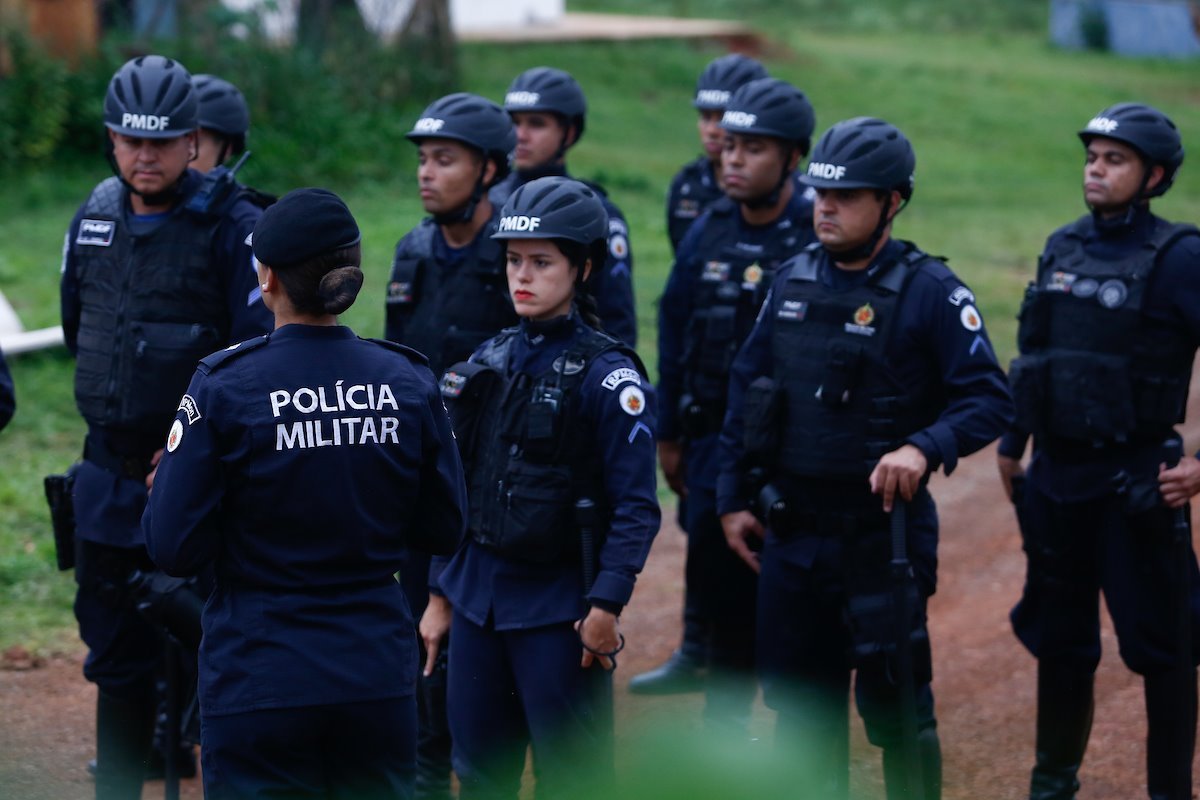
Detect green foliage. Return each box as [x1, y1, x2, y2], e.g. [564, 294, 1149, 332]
[0, 29, 71, 162]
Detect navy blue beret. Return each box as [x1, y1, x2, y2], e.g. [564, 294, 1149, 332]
[249, 188, 361, 268]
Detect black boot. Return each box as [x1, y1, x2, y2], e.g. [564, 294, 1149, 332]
[1028, 663, 1094, 800]
[882, 725, 942, 800]
[1144, 668, 1196, 800]
[628, 648, 706, 695]
[93, 688, 154, 800]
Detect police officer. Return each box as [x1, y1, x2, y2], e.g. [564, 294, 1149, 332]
[718, 117, 1013, 799]
[143, 187, 468, 799]
[0, 347, 13, 432]
[631, 78, 817, 719]
[192, 74, 249, 173]
[665, 53, 768, 255]
[490, 67, 638, 345]
[60, 54, 271, 800]
[421, 176, 661, 798]
[999, 103, 1200, 800]
[387, 91, 517, 800]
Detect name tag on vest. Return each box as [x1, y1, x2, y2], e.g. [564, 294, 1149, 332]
[77, 219, 116, 247]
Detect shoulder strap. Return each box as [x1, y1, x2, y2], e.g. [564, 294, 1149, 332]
[198, 334, 269, 374]
[475, 328, 518, 371]
[83, 177, 125, 219]
[365, 337, 429, 365]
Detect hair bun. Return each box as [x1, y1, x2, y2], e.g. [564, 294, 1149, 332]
[317, 266, 364, 315]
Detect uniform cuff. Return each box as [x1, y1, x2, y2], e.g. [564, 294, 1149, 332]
[586, 570, 635, 608]
[589, 598, 623, 616]
[427, 556, 448, 597]
[907, 424, 957, 476]
[997, 430, 1029, 460]
[716, 472, 748, 516]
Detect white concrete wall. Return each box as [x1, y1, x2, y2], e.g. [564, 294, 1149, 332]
[450, 0, 564, 32]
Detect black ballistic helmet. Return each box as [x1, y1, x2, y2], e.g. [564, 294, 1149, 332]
[719, 77, 816, 152]
[492, 176, 608, 246]
[694, 54, 768, 110]
[104, 55, 197, 138]
[407, 93, 517, 182]
[193, 74, 250, 140]
[802, 117, 916, 200]
[1078, 102, 1184, 198]
[504, 67, 588, 142]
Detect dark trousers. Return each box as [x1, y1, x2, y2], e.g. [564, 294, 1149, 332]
[683, 486, 758, 725]
[448, 613, 613, 800]
[1011, 482, 1200, 798]
[756, 494, 941, 800]
[201, 698, 417, 800]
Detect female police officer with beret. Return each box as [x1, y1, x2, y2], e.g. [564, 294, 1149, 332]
[420, 176, 661, 799]
[143, 187, 468, 799]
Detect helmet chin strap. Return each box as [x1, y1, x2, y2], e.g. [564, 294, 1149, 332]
[822, 193, 902, 264]
[742, 145, 795, 211]
[105, 137, 188, 209]
[434, 160, 489, 227]
[1091, 165, 1153, 229]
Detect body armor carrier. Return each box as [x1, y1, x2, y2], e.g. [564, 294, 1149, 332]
[680, 196, 808, 438]
[1009, 217, 1198, 448]
[749, 242, 940, 481]
[667, 157, 721, 251]
[385, 214, 517, 376]
[440, 326, 642, 563]
[72, 176, 229, 437]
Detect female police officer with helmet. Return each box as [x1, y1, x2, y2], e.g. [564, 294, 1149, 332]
[421, 175, 661, 798]
[143, 188, 468, 798]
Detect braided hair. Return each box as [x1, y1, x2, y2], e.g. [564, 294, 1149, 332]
[552, 237, 606, 331]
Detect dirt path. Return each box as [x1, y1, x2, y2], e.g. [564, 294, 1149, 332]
[5, 421, 1200, 798]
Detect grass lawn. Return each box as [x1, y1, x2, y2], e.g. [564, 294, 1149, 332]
[1, 8, 1199, 650]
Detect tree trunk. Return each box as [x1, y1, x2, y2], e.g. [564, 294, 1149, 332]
[399, 0, 457, 84]
[298, 0, 368, 55]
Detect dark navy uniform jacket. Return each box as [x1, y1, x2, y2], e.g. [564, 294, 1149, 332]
[434, 315, 660, 628]
[61, 171, 271, 549]
[717, 238, 1015, 516]
[659, 186, 815, 491]
[491, 170, 638, 346]
[0, 348, 13, 432]
[666, 156, 723, 256]
[144, 324, 467, 716]
[998, 207, 1200, 502]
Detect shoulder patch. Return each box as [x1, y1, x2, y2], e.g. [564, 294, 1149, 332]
[166, 419, 185, 453]
[960, 304, 983, 332]
[601, 367, 641, 391]
[947, 286, 975, 307]
[199, 334, 269, 373]
[619, 384, 646, 416]
[178, 394, 202, 425]
[609, 232, 629, 260]
[366, 337, 430, 365]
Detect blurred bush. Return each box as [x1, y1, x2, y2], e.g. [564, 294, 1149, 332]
[0, 4, 456, 187]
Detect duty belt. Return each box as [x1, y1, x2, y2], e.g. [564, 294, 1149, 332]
[774, 508, 890, 539]
[83, 435, 155, 481]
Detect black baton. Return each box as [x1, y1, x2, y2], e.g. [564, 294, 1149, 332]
[890, 501, 925, 799]
[1164, 439, 1194, 800]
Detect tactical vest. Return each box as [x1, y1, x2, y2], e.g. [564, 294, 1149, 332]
[761, 243, 940, 479]
[440, 326, 643, 563]
[385, 216, 517, 376]
[1009, 217, 1198, 448]
[680, 196, 808, 437]
[72, 177, 229, 438]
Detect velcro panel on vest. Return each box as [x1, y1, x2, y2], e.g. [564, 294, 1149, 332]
[387, 258, 423, 306]
[440, 360, 505, 468]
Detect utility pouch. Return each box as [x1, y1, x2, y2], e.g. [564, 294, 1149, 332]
[817, 342, 863, 408]
[1015, 281, 1048, 352]
[1007, 354, 1047, 437]
[846, 584, 932, 685]
[44, 465, 79, 571]
[743, 376, 782, 463]
[440, 361, 504, 467]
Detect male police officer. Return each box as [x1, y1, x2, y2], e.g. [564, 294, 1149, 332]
[490, 67, 637, 345]
[1000, 103, 1200, 800]
[387, 91, 517, 800]
[631, 78, 817, 716]
[60, 55, 270, 800]
[718, 117, 1013, 799]
[665, 53, 768, 256]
